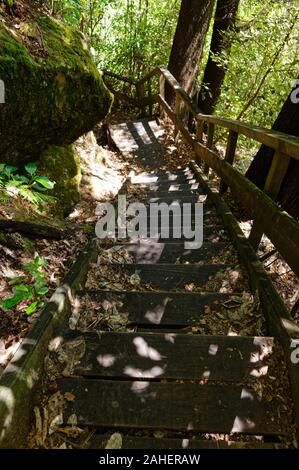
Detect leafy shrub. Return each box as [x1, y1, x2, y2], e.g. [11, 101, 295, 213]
[0, 163, 56, 209]
[1, 255, 49, 315]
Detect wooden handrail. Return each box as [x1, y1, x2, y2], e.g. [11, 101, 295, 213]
[102, 70, 137, 85]
[104, 65, 299, 160]
[103, 65, 299, 268]
[195, 113, 299, 161]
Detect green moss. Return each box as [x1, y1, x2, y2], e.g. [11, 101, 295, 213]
[0, 231, 8, 244]
[21, 236, 34, 253]
[38, 145, 81, 214]
[0, 13, 113, 164]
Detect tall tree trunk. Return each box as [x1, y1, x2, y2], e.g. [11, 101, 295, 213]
[246, 79, 299, 219]
[198, 0, 240, 114]
[166, 0, 215, 107]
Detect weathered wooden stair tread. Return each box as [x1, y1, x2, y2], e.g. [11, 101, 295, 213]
[94, 263, 237, 290]
[125, 190, 206, 199]
[89, 434, 281, 449]
[108, 119, 166, 154]
[113, 224, 229, 239]
[58, 378, 284, 435]
[122, 194, 209, 204]
[54, 331, 274, 382]
[97, 241, 231, 264]
[130, 182, 202, 192]
[78, 290, 241, 326]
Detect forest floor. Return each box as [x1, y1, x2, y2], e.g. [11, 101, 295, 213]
[0, 123, 127, 374]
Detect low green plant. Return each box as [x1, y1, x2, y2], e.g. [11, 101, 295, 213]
[0, 163, 56, 209]
[1, 255, 49, 315]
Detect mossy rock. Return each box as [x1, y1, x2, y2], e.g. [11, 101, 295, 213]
[39, 144, 81, 214]
[0, 11, 113, 164]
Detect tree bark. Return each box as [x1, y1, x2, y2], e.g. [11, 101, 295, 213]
[246, 79, 299, 220]
[198, 0, 240, 115]
[166, 0, 215, 107]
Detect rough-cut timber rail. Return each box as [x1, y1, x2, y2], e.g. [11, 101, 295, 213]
[0, 67, 298, 449]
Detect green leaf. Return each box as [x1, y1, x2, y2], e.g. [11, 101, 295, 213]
[36, 286, 49, 296]
[8, 276, 27, 286]
[1, 294, 24, 309]
[15, 175, 29, 183]
[12, 284, 31, 293]
[25, 301, 39, 315]
[25, 163, 37, 175]
[34, 256, 47, 268]
[5, 165, 17, 176]
[34, 176, 55, 189]
[0, 164, 5, 174]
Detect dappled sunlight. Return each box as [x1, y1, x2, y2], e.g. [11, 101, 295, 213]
[133, 337, 163, 361]
[124, 365, 165, 378]
[144, 297, 172, 324]
[208, 344, 219, 356]
[249, 366, 268, 378]
[97, 354, 116, 368]
[0, 387, 15, 441]
[164, 333, 176, 344]
[129, 381, 158, 403]
[231, 415, 256, 433]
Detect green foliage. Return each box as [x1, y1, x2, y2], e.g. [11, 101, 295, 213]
[213, 0, 299, 144]
[1, 255, 49, 315]
[0, 163, 56, 209]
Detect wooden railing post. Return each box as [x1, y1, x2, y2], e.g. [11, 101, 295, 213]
[148, 79, 153, 117]
[249, 150, 291, 250]
[204, 123, 215, 175]
[174, 93, 182, 141]
[196, 119, 204, 142]
[136, 82, 146, 117]
[158, 74, 166, 118]
[219, 130, 238, 194]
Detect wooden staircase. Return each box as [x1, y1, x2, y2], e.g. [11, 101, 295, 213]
[47, 127, 293, 448]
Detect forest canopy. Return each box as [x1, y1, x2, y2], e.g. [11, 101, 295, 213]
[44, 0, 299, 132]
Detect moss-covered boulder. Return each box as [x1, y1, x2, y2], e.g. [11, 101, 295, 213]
[38, 144, 81, 214]
[0, 4, 113, 164]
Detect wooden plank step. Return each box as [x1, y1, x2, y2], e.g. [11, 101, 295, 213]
[127, 186, 204, 196]
[53, 331, 274, 382]
[92, 263, 236, 291]
[124, 194, 208, 204]
[58, 378, 285, 435]
[89, 434, 281, 449]
[97, 241, 232, 264]
[113, 224, 230, 243]
[131, 169, 196, 183]
[130, 182, 201, 192]
[78, 291, 238, 327]
[132, 175, 198, 184]
[108, 120, 166, 154]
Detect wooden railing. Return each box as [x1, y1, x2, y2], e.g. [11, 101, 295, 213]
[102, 66, 299, 277]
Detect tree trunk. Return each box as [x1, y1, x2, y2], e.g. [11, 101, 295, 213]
[166, 0, 215, 107]
[246, 79, 299, 220]
[198, 0, 240, 114]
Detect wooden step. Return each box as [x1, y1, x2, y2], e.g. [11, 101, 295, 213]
[53, 331, 274, 382]
[130, 169, 196, 184]
[112, 224, 230, 243]
[78, 291, 239, 327]
[58, 378, 285, 436]
[130, 182, 201, 192]
[89, 434, 281, 449]
[97, 241, 232, 264]
[124, 194, 208, 204]
[90, 263, 238, 291]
